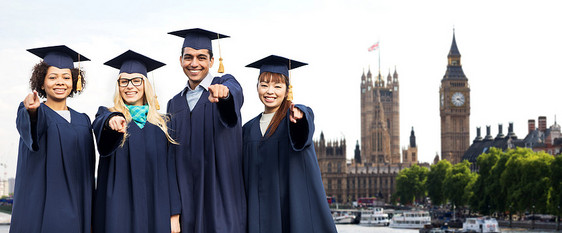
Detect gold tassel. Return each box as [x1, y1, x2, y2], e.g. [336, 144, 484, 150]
[154, 95, 161, 110]
[217, 33, 224, 73]
[287, 84, 293, 101]
[218, 58, 224, 73]
[76, 75, 83, 91]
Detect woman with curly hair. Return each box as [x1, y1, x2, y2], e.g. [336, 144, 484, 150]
[243, 55, 337, 233]
[13, 45, 95, 233]
[92, 50, 181, 233]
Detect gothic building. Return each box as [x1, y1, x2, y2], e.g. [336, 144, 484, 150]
[440, 31, 471, 164]
[315, 134, 401, 204]
[360, 68, 400, 164]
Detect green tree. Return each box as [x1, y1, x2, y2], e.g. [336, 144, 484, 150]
[550, 155, 562, 228]
[426, 160, 452, 206]
[394, 164, 428, 205]
[502, 148, 553, 214]
[470, 147, 500, 215]
[444, 160, 476, 209]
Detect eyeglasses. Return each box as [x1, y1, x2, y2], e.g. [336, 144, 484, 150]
[118, 77, 143, 87]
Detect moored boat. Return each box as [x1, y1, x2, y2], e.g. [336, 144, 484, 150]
[359, 207, 390, 226]
[461, 217, 500, 233]
[389, 210, 431, 229]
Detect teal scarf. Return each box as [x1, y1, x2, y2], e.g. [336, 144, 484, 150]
[126, 104, 148, 129]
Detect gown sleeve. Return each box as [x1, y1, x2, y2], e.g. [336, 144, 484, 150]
[166, 109, 182, 216]
[16, 102, 47, 152]
[92, 106, 125, 156]
[215, 74, 244, 127]
[288, 104, 315, 151]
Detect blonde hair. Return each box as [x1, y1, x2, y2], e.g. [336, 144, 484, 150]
[109, 73, 177, 145]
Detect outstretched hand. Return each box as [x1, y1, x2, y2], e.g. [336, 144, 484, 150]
[208, 84, 230, 103]
[289, 104, 303, 123]
[108, 115, 127, 134]
[23, 91, 41, 114]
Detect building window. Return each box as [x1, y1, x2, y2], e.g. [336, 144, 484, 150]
[327, 163, 332, 173]
[337, 163, 341, 173]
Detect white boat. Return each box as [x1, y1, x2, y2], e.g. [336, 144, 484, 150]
[359, 207, 390, 226]
[462, 217, 500, 233]
[332, 210, 359, 224]
[389, 210, 431, 229]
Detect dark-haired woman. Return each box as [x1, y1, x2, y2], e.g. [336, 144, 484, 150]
[243, 55, 337, 233]
[13, 45, 94, 233]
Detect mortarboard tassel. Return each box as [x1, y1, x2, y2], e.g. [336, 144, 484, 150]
[218, 58, 224, 73]
[287, 84, 293, 101]
[217, 33, 224, 73]
[154, 95, 161, 110]
[76, 54, 83, 91]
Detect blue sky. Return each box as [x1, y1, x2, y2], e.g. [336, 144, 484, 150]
[1, 0, 561, 178]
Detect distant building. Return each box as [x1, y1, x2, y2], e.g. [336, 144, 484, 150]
[316, 133, 417, 204]
[462, 116, 562, 172]
[402, 127, 419, 166]
[440, 31, 471, 164]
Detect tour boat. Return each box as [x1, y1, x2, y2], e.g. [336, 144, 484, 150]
[389, 210, 431, 229]
[462, 217, 500, 233]
[359, 207, 390, 226]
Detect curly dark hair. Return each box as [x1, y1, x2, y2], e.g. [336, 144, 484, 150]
[30, 61, 86, 98]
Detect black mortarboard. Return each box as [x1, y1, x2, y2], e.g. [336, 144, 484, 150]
[168, 28, 229, 51]
[27, 45, 90, 69]
[103, 50, 165, 77]
[245, 55, 307, 77]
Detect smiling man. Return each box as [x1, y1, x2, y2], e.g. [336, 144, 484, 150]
[166, 28, 246, 233]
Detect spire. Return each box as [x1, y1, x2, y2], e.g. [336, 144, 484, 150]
[354, 140, 361, 164]
[448, 28, 461, 57]
[410, 127, 416, 148]
[387, 70, 392, 85]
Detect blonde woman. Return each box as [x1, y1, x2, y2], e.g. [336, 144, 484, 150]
[92, 50, 181, 233]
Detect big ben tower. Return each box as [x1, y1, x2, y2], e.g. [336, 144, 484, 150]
[440, 31, 470, 164]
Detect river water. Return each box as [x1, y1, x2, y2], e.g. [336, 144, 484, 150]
[0, 224, 556, 232]
[335, 224, 558, 233]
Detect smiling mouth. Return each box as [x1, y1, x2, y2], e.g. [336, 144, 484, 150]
[125, 91, 137, 97]
[53, 88, 67, 94]
[264, 96, 276, 102]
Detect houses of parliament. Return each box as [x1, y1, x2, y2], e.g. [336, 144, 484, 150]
[315, 32, 471, 204]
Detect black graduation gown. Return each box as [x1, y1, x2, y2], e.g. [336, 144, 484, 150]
[12, 102, 95, 233]
[242, 105, 337, 233]
[92, 106, 180, 233]
[167, 74, 246, 233]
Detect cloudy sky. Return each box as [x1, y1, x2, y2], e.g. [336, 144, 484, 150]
[1, 0, 561, 178]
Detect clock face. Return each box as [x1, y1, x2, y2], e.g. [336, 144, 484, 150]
[451, 92, 465, 106]
[440, 93, 444, 107]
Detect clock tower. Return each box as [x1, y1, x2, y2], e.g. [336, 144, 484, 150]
[439, 31, 470, 164]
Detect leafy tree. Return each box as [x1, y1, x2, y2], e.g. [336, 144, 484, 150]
[444, 160, 475, 209]
[550, 156, 562, 227]
[470, 148, 500, 214]
[502, 148, 552, 214]
[394, 164, 428, 205]
[426, 160, 452, 206]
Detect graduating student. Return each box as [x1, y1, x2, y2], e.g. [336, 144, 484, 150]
[166, 28, 246, 233]
[13, 45, 95, 233]
[243, 55, 337, 233]
[92, 50, 181, 233]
